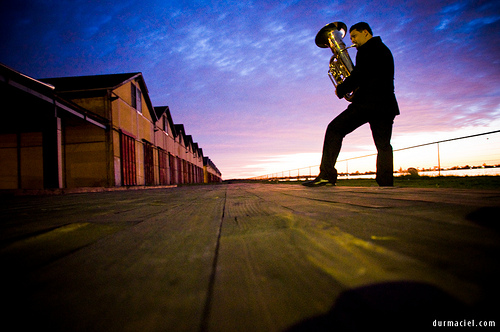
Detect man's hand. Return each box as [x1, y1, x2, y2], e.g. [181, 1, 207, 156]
[335, 86, 343, 99]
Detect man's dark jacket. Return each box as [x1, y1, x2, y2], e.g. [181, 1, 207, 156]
[336, 36, 400, 117]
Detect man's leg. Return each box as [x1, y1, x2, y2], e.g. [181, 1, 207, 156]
[319, 105, 368, 183]
[370, 117, 395, 186]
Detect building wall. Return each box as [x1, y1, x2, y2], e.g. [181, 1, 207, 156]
[71, 96, 108, 119]
[0, 121, 110, 190]
[20, 132, 44, 188]
[64, 94, 116, 187]
[155, 116, 185, 185]
[203, 157, 222, 183]
[204, 164, 221, 183]
[0, 132, 43, 189]
[64, 121, 108, 188]
[154, 121, 177, 185]
[0, 132, 45, 189]
[112, 129, 122, 186]
[110, 80, 155, 186]
[0, 134, 18, 189]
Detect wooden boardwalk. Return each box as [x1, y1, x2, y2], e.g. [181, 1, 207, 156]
[1, 184, 499, 331]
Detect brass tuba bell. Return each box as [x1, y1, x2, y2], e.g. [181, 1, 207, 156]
[315, 22, 356, 101]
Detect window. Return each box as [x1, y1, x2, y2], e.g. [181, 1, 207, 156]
[136, 89, 142, 114]
[131, 83, 142, 114]
[131, 84, 136, 108]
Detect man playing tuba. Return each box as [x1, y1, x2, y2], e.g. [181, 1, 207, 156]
[304, 22, 400, 187]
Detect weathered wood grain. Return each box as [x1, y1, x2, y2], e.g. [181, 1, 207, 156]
[2, 186, 226, 331]
[1, 184, 499, 331]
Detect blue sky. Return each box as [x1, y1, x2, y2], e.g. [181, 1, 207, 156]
[1, 0, 499, 178]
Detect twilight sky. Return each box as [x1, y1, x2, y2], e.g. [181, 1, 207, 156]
[1, 0, 499, 179]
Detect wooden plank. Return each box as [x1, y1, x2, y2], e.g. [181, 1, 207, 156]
[2, 186, 226, 332]
[258, 185, 500, 299]
[207, 184, 499, 331]
[208, 185, 341, 331]
[2, 184, 499, 331]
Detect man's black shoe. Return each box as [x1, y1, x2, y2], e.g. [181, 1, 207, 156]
[302, 177, 335, 187]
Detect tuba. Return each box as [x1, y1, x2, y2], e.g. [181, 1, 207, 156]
[315, 22, 356, 101]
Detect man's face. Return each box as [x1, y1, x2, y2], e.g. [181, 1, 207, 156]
[350, 29, 371, 48]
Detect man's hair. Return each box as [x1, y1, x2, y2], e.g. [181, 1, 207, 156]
[349, 22, 373, 35]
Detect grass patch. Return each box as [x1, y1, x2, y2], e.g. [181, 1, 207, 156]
[228, 176, 500, 190]
[336, 175, 500, 190]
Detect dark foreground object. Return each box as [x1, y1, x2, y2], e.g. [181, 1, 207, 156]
[1, 184, 499, 331]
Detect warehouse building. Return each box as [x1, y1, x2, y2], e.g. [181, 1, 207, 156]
[0, 63, 222, 190]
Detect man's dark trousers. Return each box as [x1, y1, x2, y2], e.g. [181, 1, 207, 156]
[319, 103, 395, 186]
